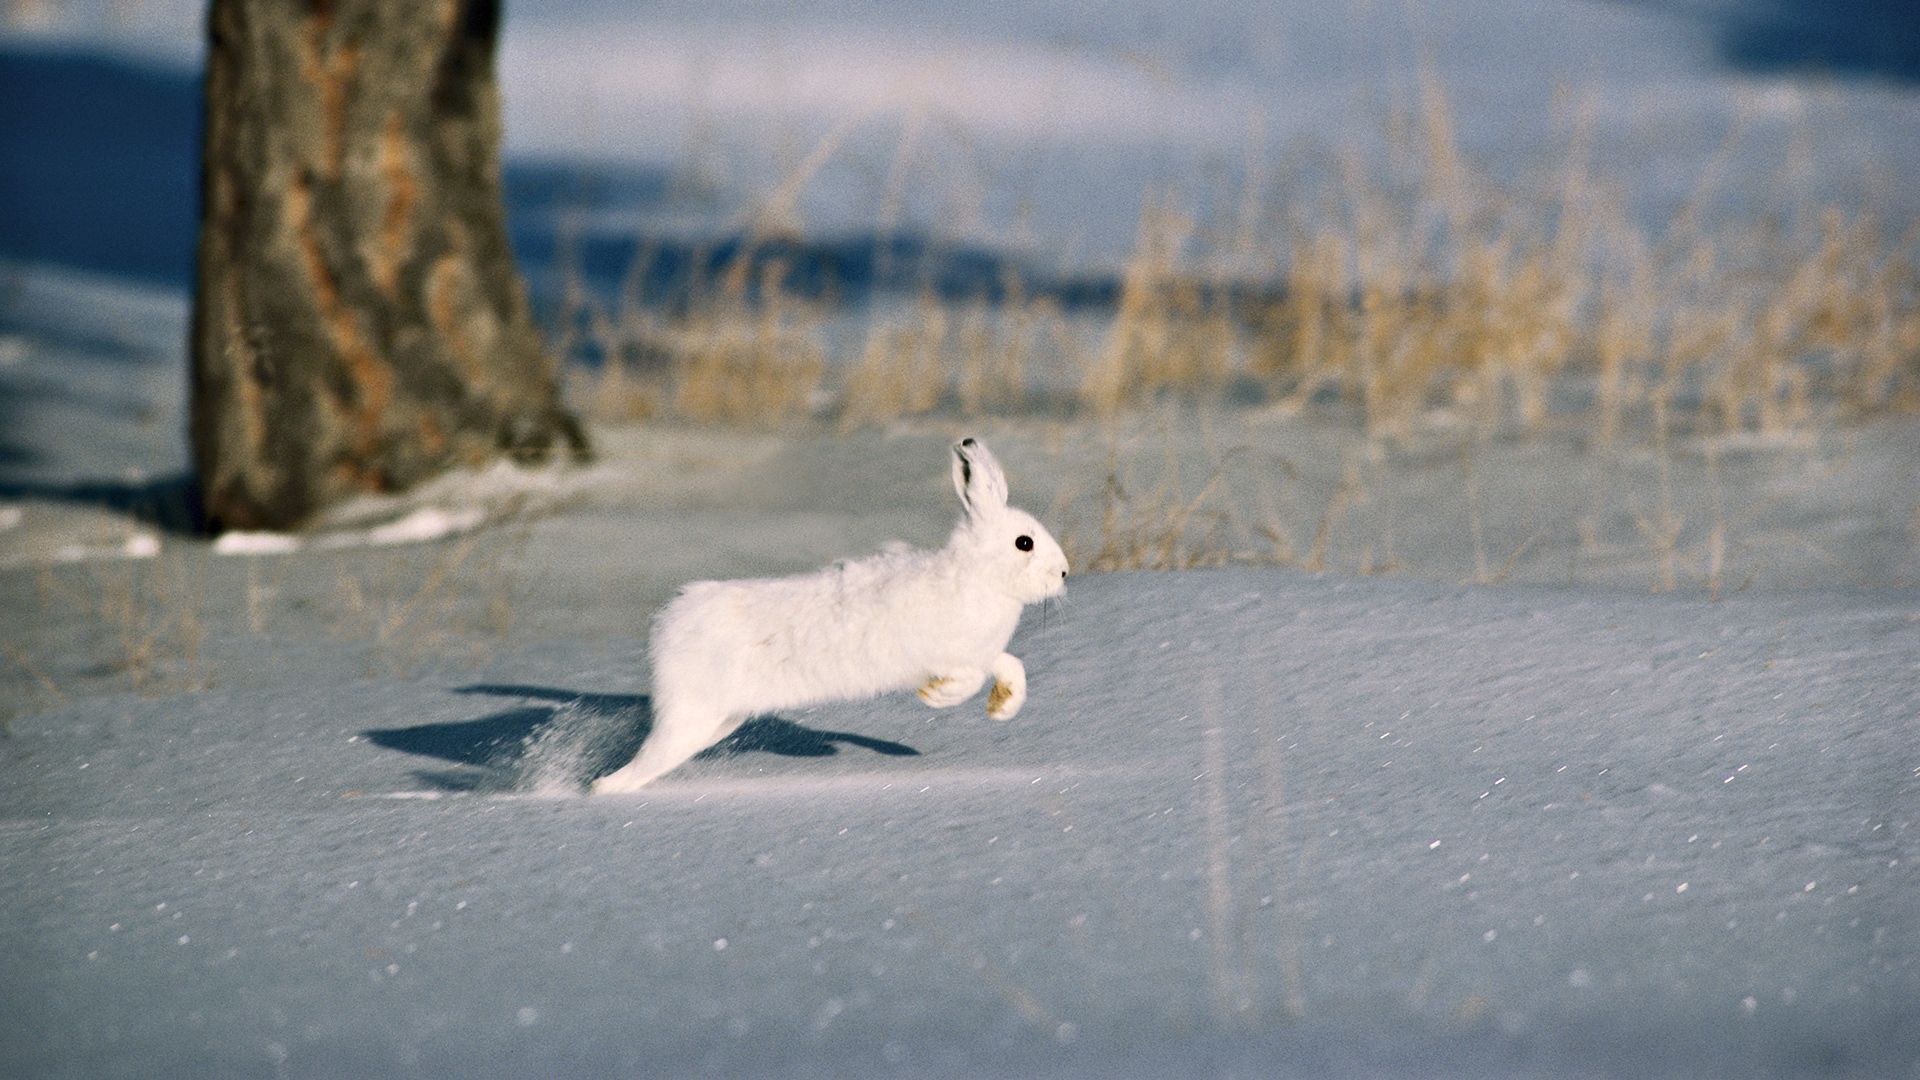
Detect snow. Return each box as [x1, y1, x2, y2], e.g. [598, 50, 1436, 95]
[209, 531, 303, 556]
[212, 508, 486, 556]
[0, 313, 1915, 1075]
[2, 570, 1916, 1078]
[4, 1, 1919, 1076]
[51, 531, 159, 562]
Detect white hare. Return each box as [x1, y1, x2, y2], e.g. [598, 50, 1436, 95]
[591, 437, 1069, 793]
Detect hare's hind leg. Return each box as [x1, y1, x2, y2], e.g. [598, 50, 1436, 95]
[918, 667, 987, 708]
[986, 653, 1026, 720]
[591, 698, 735, 794]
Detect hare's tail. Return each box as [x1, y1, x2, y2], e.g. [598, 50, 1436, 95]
[591, 688, 740, 793]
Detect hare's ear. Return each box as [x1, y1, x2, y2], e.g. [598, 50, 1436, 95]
[951, 437, 1009, 519]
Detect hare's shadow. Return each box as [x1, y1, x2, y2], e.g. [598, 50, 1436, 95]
[360, 683, 919, 793]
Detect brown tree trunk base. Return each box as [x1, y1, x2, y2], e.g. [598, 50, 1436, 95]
[192, 0, 586, 533]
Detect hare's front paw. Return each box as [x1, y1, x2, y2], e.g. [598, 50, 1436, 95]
[918, 668, 986, 708]
[986, 653, 1027, 720]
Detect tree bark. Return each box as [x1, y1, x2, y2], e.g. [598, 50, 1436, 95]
[191, 0, 585, 533]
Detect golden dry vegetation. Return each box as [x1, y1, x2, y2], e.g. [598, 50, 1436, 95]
[558, 77, 1918, 445]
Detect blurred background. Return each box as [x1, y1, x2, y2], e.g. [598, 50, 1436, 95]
[1, 0, 1915, 584]
[4, 0, 1916, 309]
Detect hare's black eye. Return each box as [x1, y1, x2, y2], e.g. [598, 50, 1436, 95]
[1015, 535, 1034, 552]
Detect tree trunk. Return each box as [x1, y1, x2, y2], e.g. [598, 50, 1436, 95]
[191, 0, 585, 533]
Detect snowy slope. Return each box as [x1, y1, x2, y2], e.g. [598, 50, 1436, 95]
[3, 568, 1915, 1078]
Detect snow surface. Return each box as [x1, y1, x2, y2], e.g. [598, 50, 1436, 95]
[3, 569, 1916, 1078]
[4, 2, 1919, 1076]
[3, 331, 1913, 1075]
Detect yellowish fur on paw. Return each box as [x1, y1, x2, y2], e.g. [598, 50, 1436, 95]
[986, 679, 1013, 715]
[918, 676, 951, 702]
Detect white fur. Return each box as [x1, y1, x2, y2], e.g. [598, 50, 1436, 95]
[592, 438, 1068, 793]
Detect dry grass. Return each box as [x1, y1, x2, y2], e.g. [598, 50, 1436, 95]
[0, 638, 68, 732]
[556, 72, 1914, 448]
[1061, 447, 1235, 573]
[555, 242, 828, 429]
[5, 492, 552, 706]
[1078, 200, 1239, 413]
[1040, 395, 1858, 591]
[837, 286, 1062, 426]
[1050, 408, 1384, 575]
[0, 514, 541, 713]
[23, 553, 211, 695]
[326, 524, 531, 677]
[541, 71, 1913, 591]
[667, 264, 828, 426]
[839, 294, 952, 430]
[1240, 79, 1919, 444]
